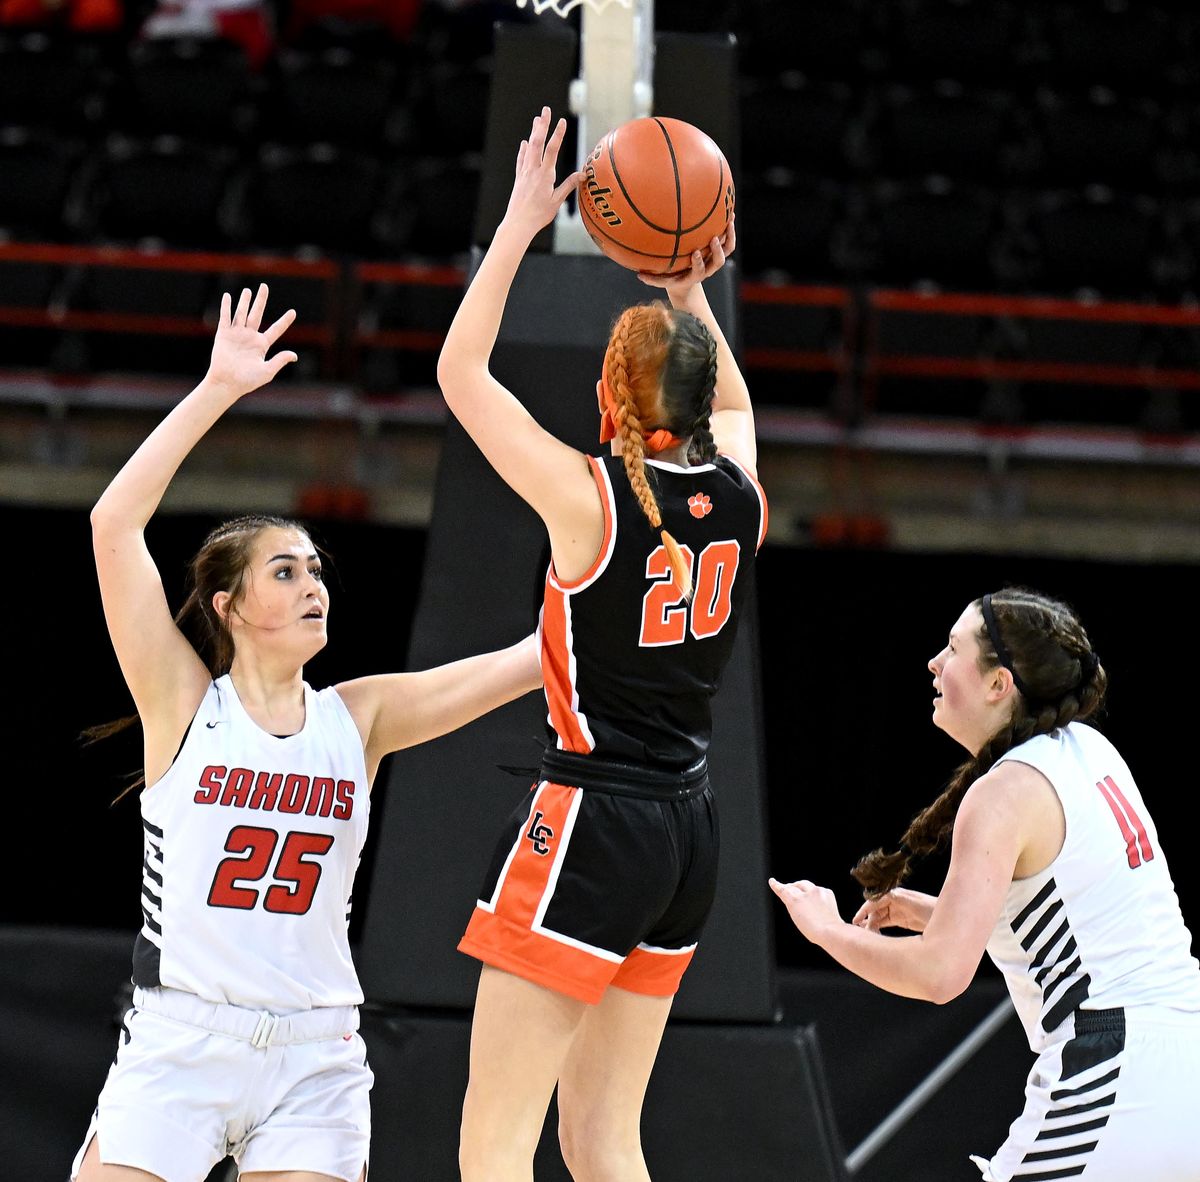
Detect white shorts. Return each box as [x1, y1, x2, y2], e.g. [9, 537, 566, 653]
[71, 986, 372, 1182]
[972, 1007, 1200, 1182]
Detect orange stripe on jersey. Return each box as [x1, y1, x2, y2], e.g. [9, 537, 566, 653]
[610, 944, 696, 997]
[459, 908, 617, 1005]
[550, 455, 615, 591]
[492, 783, 579, 926]
[541, 458, 615, 751]
[541, 586, 592, 753]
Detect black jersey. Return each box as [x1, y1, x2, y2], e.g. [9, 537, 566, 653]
[540, 452, 767, 768]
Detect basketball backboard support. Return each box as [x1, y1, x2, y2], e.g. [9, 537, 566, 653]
[516, 0, 655, 255]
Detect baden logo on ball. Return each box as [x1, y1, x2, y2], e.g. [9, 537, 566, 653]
[577, 116, 735, 275]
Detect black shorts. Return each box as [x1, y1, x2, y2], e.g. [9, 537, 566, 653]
[458, 750, 719, 1005]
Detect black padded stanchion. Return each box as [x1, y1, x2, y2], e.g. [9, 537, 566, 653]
[357, 250, 776, 1021]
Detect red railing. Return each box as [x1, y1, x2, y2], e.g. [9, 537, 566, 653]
[3, 242, 1197, 424]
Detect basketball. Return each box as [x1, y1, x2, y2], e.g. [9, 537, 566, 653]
[577, 116, 735, 275]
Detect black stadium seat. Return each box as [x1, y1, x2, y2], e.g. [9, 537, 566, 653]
[239, 143, 386, 254]
[1028, 89, 1166, 191]
[0, 31, 107, 132]
[85, 135, 235, 247]
[1025, 186, 1164, 297]
[0, 126, 84, 239]
[265, 47, 404, 150]
[869, 81, 1019, 185]
[118, 35, 256, 141]
[866, 177, 1003, 290]
[883, 0, 1030, 85]
[739, 77, 861, 180]
[738, 173, 850, 281]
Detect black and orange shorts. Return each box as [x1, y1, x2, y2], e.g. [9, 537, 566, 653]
[458, 750, 718, 1006]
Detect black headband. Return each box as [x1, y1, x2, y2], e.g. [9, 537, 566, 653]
[980, 593, 1035, 700]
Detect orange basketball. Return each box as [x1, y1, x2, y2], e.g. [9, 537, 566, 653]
[577, 116, 735, 275]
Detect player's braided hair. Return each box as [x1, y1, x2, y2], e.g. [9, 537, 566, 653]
[603, 302, 720, 600]
[84, 514, 314, 796]
[853, 587, 1107, 898]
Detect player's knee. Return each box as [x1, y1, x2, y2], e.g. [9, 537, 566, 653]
[558, 1107, 643, 1181]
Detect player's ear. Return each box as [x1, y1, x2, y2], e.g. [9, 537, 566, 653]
[212, 590, 231, 624]
[596, 379, 604, 411]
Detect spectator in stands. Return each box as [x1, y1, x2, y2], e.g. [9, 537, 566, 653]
[771, 588, 1200, 1182]
[284, 0, 422, 46]
[0, 0, 122, 33]
[138, 0, 274, 69]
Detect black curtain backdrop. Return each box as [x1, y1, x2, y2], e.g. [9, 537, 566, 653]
[3, 501, 1197, 975]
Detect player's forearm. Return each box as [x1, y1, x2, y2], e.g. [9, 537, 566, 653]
[438, 218, 535, 389]
[807, 919, 972, 1005]
[91, 375, 240, 533]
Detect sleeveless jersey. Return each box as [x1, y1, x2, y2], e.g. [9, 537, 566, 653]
[133, 675, 370, 1011]
[540, 452, 767, 767]
[987, 721, 1200, 1052]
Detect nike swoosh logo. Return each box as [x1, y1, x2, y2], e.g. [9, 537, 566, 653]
[205, 721, 221, 728]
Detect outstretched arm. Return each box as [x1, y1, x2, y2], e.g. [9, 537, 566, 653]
[436, 109, 599, 558]
[637, 216, 756, 475]
[336, 632, 543, 787]
[769, 767, 1030, 1003]
[91, 284, 296, 775]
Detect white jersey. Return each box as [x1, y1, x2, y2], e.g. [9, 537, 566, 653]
[134, 675, 370, 1011]
[987, 721, 1200, 1053]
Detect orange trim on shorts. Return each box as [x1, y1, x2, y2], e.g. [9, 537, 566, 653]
[611, 945, 696, 997]
[459, 907, 616, 1005]
[491, 783, 578, 925]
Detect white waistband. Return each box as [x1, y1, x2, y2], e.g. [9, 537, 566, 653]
[132, 986, 359, 1049]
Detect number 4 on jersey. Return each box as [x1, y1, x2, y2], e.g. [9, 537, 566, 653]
[639, 540, 741, 647]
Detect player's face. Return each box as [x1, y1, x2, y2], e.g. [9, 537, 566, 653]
[225, 527, 329, 659]
[928, 603, 1009, 755]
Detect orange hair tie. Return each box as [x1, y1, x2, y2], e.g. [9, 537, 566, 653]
[599, 370, 683, 454]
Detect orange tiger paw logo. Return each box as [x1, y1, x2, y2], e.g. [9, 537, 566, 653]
[688, 493, 713, 518]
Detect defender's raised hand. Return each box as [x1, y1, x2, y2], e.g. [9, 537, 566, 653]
[207, 283, 298, 398]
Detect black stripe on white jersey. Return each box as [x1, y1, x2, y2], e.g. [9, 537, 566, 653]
[1009, 1015, 1125, 1180]
[1009, 877, 1092, 1035]
[141, 819, 164, 946]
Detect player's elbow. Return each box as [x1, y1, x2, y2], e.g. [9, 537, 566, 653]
[925, 961, 974, 1005]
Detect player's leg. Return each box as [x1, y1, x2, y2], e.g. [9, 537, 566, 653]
[76, 1138, 166, 1182]
[459, 965, 590, 1182]
[555, 985, 673, 1182]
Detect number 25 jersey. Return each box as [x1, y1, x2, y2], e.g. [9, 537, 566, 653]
[541, 453, 767, 768]
[134, 675, 370, 1011]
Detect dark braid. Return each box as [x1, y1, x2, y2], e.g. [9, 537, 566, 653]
[853, 587, 1108, 898]
[658, 307, 719, 463]
[686, 330, 719, 466]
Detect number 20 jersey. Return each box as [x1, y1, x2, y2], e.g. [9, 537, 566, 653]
[134, 675, 370, 1012]
[540, 453, 767, 768]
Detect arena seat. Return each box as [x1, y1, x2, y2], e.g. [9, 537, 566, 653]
[866, 177, 1003, 290]
[739, 76, 862, 181]
[118, 34, 256, 141]
[239, 142, 386, 254]
[869, 81, 1020, 185]
[85, 134, 235, 247]
[265, 45, 404, 150]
